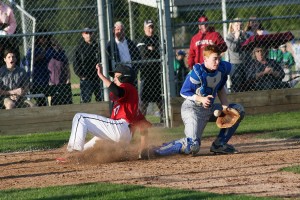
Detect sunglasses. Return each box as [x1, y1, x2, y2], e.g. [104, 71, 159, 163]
[84, 32, 93, 34]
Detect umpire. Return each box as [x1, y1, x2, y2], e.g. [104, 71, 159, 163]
[73, 27, 103, 103]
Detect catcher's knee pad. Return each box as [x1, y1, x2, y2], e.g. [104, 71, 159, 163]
[229, 103, 245, 120]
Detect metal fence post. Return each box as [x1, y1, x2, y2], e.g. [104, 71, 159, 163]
[97, 0, 110, 101]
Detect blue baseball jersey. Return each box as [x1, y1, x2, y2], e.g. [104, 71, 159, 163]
[180, 61, 233, 104]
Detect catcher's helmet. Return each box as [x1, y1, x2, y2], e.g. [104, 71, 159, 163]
[109, 65, 135, 84]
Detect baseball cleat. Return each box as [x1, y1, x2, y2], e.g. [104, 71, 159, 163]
[210, 143, 238, 154]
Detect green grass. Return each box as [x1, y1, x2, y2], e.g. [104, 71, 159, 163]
[0, 131, 70, 153]
[280, 165, 300, 174]
[0, 182, 279, 200]
[0, 111, 299, 153]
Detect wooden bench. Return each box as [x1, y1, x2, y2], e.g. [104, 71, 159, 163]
[0, 102, 110, 135]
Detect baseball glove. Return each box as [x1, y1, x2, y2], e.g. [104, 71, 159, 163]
[216, 107, 240, 128]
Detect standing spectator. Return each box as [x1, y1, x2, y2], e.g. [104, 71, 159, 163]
[0, 1, 17, 35]
[106, 21, 141, 72]
[187, 15, 227, 69]
[137, 19, 164, 123]
[0, 1, 18, 66]
[48, 39, 72, 105]
[73, 27, 102, 103]
[279, 44, 297, 86]
[291, 39, 300, 76]
[246, 46, 287, 91]
[244, 16, 268, 36]
[268, 47, 283, 63]
[24, 31, 53, 106]
[226, 18, 249, 92]
[0, 49, 34, 109]
[174, 50, 189, 96]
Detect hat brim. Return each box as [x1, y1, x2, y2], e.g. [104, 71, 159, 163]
[145, 23, 154, 27]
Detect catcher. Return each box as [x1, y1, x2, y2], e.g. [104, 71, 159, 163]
[151, 45, 245, 157]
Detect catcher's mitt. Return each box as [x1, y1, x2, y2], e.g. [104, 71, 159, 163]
[216, 107, 240, 128]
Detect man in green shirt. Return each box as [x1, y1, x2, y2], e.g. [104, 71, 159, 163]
[279, 44, 295, 83]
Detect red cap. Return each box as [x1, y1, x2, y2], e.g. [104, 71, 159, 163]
[198, 15, 208, 23]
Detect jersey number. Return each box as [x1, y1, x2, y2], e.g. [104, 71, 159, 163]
[113, 105, 120, 116]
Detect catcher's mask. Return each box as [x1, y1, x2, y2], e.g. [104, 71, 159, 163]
[109, 65, 135, 84]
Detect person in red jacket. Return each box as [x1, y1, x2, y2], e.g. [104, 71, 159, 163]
[188, 15, 227, 69]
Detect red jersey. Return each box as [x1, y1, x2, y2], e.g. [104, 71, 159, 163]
[110, 83, 145, 124]
[188, 28, 227, 69]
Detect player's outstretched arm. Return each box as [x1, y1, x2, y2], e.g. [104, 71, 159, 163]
[96, 64, 112, 87]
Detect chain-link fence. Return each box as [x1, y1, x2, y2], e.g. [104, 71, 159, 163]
[172, 0, 300, 93]
[0, 0, 100, 108]
[0, 0, 299, 124]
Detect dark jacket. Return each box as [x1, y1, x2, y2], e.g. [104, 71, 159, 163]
[137, 34, 161, 80]
[106, 37, 141, 72]
[73, 40, 100, 80]
[247, 58, 286, 90]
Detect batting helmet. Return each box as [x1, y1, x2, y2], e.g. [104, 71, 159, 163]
[109, 65, 135, 84]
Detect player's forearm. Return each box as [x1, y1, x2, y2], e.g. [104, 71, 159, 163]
[98, 74, 112, 88]
[139, 131, 148, 152]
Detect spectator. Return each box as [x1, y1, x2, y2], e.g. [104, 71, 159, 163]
[174, 50, 189, 96]
[244, 16, 268, 36]
[137, 19, 164, 123]
[291, 39, 300, 77]
[187, 15, 227, 69]
[226, 18, 249, 92]
[24, 31, 53, 106]
[106, 21, 141, 72]
[268, 47, 283, 63]
[278, 44, 299, 87]
[73, 27, 102, 103]
[246, 46, 287, 90]
[0, 1, 18, 66]
[0, 1, 17, 35]
[0, 49, 34, 109]
[48, 38, 72, 105]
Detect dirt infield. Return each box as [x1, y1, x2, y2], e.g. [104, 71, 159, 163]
[1, 134, 300, 199]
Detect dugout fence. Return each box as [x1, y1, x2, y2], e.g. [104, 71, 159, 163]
[0, 0, 299, 128]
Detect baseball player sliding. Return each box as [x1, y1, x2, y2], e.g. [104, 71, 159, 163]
[57, 64, 151, 163]
[152, 45, 245, 156]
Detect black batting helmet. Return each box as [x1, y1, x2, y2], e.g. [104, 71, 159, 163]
[109, 65, 135, 84]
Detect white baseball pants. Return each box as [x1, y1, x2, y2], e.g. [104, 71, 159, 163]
[67, 113, 132, 152]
